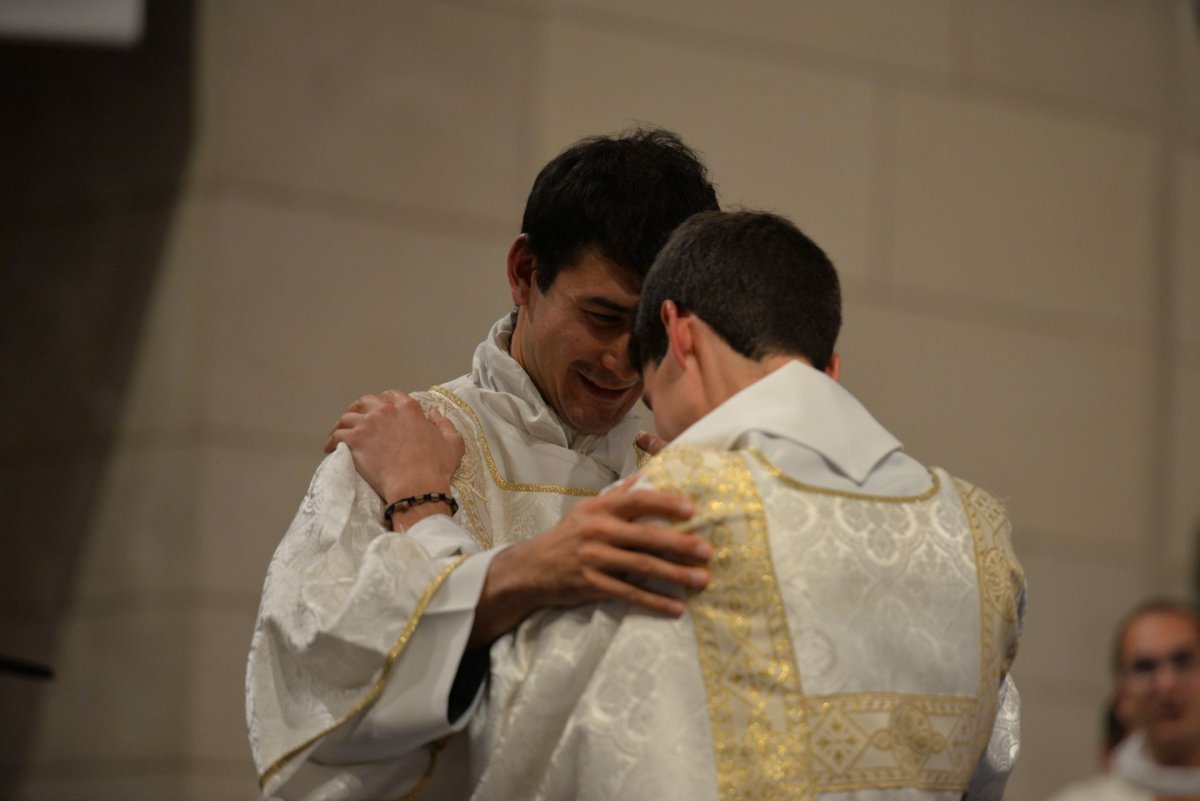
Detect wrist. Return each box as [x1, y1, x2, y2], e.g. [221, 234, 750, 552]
[384, 491, 458, 531]
[469, 546, 538, 648]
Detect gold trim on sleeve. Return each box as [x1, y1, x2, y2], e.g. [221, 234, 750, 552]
[258, 555, 469, 790]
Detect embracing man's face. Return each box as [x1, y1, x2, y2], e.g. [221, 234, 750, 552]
[516, 249, 644, 436]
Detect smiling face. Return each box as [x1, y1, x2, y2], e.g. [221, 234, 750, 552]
[509, 246, 643, 435]
[1117, 610, 1200, 765]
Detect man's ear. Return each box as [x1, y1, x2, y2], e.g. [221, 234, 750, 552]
[507, 234, 537, 305]
[661, 300, 694, 369]
[825, 352, 842, 383]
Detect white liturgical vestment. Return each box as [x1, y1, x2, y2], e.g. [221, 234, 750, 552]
[246, 317, 644, 799]
[464, 361, 1026, 801]
[1044, 731, 1200, 801]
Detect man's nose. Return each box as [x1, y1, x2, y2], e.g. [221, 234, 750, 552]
[1155, 663, 1185, 693]
[601, 333, 637, 382]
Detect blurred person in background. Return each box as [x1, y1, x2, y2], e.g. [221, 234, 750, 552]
[1047, 599, 1200, 801]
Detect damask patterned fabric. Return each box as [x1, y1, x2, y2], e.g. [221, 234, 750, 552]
[463, 361, 1025, 801]
[245, 317, 643, 799]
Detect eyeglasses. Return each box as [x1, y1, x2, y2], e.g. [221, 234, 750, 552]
[1122, 647, 1200, 687]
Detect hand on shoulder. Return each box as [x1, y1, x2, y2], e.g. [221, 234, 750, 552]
[324, 390, 465, 512]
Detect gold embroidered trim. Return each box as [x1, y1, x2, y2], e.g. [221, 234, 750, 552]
[259, 556, 468, 789]
[804, 692, 979, 791]
[748, 448, 940, 502]
[414, 392, 490, 549]
[431, 385, 599, 496]
[388, 735, 450, 801]
[954, 476, 1022, 769]
[646, 445, 814, 801]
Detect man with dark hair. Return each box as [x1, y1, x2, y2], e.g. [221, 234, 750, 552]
[447, 210, 1026, 799]
[1047, 599, 1200, 801]
[246, 129, 720, 800]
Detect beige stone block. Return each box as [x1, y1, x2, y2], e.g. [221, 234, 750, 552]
[0, 452, 106, 612]
[838, 304, 1153, 547]
[1165, 363, 1200, 591]
[14, 763, 256, 801]
[186, 770, 261, 801]
[118, 199, 212, 438]
[1175, 152, 1200, 349]
[195, 446, 323, 597]
[559, 0, 956, 75]
[204, 1, 533, 223]
[74, 443, 200, 601]
[538, 19, 877, 281]
[1004, 676, 1109, 801]
[1012, 542, 1149, 688]
[968, 0, 1169, 118]
[2, 205, 181, 450]
[200, 198, 514, 441]
[15, 773, 187, 801]
[1178, 0, 1200, 139]
[25, 608, 189, 765]
[891, 91, 1157, 325]
[189, 603, 260, 763]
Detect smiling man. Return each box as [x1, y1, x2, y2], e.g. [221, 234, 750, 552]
[245, 129, 720, 800]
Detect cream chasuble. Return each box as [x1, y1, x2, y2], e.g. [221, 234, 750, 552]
[465, 361, 1025, 801]
[246, 317, 643, 800]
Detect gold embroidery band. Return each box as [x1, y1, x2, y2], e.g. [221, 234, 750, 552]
[430, 385, 639, 496]
[805, 692, 978, 792]
[647, 446, 815, 801]
[431, 386, 598, 496]
[259, 556, 468, 790]
[954, 477, 1022, 774]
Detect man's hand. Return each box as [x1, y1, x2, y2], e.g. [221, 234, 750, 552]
[324, 391, 464, 511]
[636, 431, 669, 456]
[469, 480, 708, 649]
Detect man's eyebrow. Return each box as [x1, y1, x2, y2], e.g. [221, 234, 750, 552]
[581, 296, 636, 315]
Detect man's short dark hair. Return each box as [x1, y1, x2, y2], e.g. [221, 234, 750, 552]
[521, 128, 719, 292]
[1112, 598, 1200, 676]
[631, 210, 841, 370]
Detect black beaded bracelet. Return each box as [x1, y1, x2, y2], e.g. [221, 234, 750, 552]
[383, 492, 458, 524]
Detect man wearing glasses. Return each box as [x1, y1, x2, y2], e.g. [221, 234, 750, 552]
[1048, 599, 1200, 801]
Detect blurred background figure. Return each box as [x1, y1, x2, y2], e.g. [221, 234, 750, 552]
[1046, 600, 1200, 801]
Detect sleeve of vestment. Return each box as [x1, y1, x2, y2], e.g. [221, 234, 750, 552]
[966, 575, 1028, 801]
[245, 444, 502, 800]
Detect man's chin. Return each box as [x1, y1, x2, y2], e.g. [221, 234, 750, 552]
[562, 402, 638, 436]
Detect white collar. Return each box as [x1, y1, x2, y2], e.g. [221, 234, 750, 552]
[671, 360, 902, 483]
[1113, 730, 1200, 796]
[467, 316, 641, 476]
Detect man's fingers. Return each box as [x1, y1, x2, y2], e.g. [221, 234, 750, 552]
[586, 568, 687, 617]
[323, 411, 367, 453]
[636, 431, 669, 456]
[602, 487, 694, 522]
[428, 408, 465, 454]
[588, 517, 712, 564]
